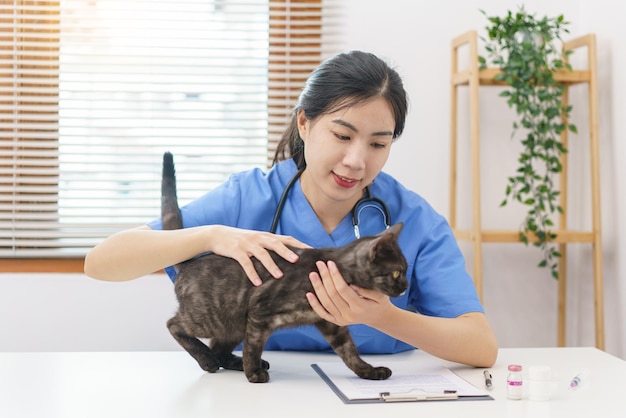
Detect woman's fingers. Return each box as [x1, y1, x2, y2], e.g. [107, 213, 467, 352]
[307, 260, 355, 325]
[307, 260, 390, 326]
[246, 234, 306, 281]
[234, 255, 263, 286]
[217, 228, 309, 285]
[308, 271, 341, 324]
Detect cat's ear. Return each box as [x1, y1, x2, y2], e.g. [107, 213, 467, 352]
[368, 235, 391, 259]
[384, 222, 403, 238]
[368, 223, 403, 259]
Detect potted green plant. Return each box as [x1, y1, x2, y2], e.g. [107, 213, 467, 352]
[478, 7, 577, 279]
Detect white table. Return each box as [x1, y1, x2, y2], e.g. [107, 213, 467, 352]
[1, 347, 624, 418]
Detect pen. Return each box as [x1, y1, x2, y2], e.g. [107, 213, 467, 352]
[483, 370, 493, 390]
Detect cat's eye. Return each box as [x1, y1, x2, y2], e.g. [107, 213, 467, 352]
[392, 271, 400, 279]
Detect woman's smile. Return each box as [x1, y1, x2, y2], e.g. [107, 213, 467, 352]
[333, 172, 359, 189]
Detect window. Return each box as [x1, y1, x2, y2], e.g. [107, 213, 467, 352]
[0, 0, 341, 269]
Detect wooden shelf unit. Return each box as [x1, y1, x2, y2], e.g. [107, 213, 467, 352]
[449, 30, 604, 349]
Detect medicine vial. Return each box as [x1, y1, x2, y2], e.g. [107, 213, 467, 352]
[507, 364, 523, 400]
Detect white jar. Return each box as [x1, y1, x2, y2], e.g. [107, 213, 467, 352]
[528, 365, 552, 401]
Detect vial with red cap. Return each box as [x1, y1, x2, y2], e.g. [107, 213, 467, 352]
[507, 364, 523, 400]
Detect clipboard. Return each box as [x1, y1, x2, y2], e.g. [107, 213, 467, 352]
[311, 362, 494, 404]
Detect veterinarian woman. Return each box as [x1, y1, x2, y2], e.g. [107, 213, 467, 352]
[85, 50, 498, 368]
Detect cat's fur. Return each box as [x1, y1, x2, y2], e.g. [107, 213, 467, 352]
[162, 152, 409, 383]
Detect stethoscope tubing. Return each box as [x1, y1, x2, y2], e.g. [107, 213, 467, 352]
[270, 167, 390, 238]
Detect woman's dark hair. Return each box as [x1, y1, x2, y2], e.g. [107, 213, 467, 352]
[272, 50, 408, 169]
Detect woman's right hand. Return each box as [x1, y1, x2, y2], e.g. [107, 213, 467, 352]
[208, 225, 310, 286]
[84, 224, 309, 284]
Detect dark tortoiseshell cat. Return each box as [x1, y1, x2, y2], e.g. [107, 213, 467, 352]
[162, 152, 408, 383]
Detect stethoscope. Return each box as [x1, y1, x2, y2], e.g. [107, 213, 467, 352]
[270, 168, 391, 239]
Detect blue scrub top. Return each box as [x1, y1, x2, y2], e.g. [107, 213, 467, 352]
[148, 159, 484, 354]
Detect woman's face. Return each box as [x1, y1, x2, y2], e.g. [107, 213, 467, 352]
[298, 96, 395, 215]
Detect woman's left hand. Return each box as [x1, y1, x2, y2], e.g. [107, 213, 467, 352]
[306, 260, 392, 326]
[307, 262, 499, 369]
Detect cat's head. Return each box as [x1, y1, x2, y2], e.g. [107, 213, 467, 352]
[344, 222, 408, 297]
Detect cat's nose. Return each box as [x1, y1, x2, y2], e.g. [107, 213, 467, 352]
[391, 284, 408, 297]
[396, 281, 408, 297]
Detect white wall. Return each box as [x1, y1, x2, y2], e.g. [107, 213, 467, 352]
[340, 0, 624, 359]
[2, 0, 624, 360]
[0, 274, 180, 352]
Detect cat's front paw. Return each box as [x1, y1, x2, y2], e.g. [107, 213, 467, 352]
[198, 356, 221, 373]
[220, 353, 244, 371]
[245, 369, 270, 383]
[360, 366, 392, 380]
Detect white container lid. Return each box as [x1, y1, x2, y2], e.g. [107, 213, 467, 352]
[528, 365, 552, 380]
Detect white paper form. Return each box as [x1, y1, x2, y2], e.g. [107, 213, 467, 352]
[312, 361, 490, 402]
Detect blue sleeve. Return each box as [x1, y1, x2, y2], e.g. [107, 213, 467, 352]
[148, 166, 281, 231]
[146, 168, 278, 281]
[367, 173, 483, 320]
[146, 178, 242, 281]
[408, 213, 484, 318]
[148, 175, 243, 231]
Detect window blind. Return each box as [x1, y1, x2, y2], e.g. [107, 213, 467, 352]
[0, 0, 341, 261]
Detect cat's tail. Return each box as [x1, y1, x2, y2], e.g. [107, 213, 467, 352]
[161, 151, 183, 231]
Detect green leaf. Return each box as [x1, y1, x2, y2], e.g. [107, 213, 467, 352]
[519, 232, 529, 245]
